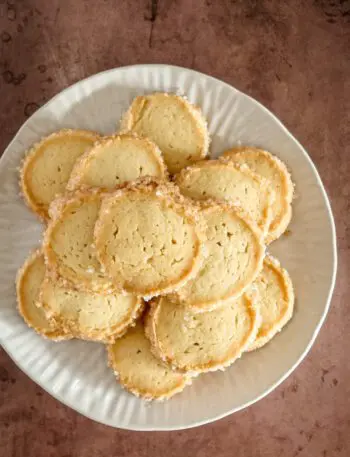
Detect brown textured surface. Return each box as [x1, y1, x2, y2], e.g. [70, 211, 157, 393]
[0, 0, 349, 455]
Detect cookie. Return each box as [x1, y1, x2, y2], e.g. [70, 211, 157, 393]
[94, 178, 205, 297]
[108, 322, 191, 400]
[222, 146, 293, 243]
[176, 159, 275, 235]
[20, 129, 100, 220]
[120, 93, 209, 174]
[16, 250, 70, 340]
[172, 200, 265, 312]
[247, 255, 294, 351]
[39, 277, 143, 343]
[145, 294, 260, 374]
[43, 189, 114, 293]
[67, 134, 167, 192]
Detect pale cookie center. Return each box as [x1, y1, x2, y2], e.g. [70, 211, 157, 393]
[156, 297, 252, 368]
[178, 208, 259, 305]
[29, 137, 95, 206]
[50, 199, 105, 279]
[255, 266, 288, 337]
[179, 167, 267, 227]
[131, 99, 203, 172]
[97, 195, 198, 290]
[42, 282, 136, 332]
[78, 142, 162, 189]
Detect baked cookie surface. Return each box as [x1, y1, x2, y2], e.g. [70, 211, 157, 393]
[39, 277, 143, 343]
[248, 255, 294, 351]
[94, 179, 205, 297]
[120, 93, 209, 174]
[172, 201, 265, 311]
[176, 159, 274, 235]
[222, 147, 293, 243]
[16, 250, 70, 340]
[43, 190, 114, 293]
[67, 134, 167, 192]
[145, 294, 260, 374]
[20, 129, 99, 219]
[108, 322, 190, 400]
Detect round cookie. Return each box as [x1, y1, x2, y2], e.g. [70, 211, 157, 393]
[94, 179, 205, 297]
[108, 322, 191, 400]
[120, 92, 209, 174]
[16, 250, 71, 340]
[20, 129, 100, 220]
[247, 255, 294, 351]
[43, 189, 114, 293]
[67, 134, 167, 192]
[145, 294, 260, 374]
[172, 201, 265, 312]
[39, 277, 143, 343]
[222, 146, 294, 243]
[176, 159, 275, 235]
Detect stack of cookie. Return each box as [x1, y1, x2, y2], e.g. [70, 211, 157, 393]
[17, 92, 295, 400]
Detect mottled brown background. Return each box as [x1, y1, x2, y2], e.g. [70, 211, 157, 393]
[0, 0, 349, 456]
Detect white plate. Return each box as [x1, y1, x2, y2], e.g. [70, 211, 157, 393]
[0, 65, 337, 430]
